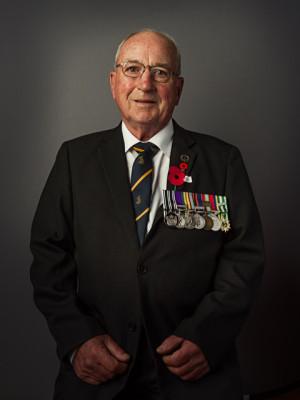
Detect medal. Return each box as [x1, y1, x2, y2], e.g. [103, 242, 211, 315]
[176, 212, 186, 228]
[203, 214, 213, 230]
[210, 213, 221, 231]
[193, 213, 205, 229]
[185, 212, 195, 229]
[165, 212, 178, 227]
[215, 195, 231, 232]
[220, 217, 231, 232]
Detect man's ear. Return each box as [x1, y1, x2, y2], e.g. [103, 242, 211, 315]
[175, 77, 184, 106]
[110, 71, 116, 99]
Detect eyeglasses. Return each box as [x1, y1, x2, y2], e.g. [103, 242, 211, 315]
[115, 61, 178, 83]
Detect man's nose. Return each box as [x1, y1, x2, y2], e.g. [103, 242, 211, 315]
[137, 67, 155, 91]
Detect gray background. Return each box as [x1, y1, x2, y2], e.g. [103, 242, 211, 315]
[1, 0, 299, 399]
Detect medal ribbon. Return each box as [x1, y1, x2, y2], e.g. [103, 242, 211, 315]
[163, 190, 177, 218]
[216, 195, 228, 221]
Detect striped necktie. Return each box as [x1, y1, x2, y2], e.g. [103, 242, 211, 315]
[131, 142, 159, 245]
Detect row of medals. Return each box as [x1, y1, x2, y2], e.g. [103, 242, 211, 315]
[164, 208, 222, 231]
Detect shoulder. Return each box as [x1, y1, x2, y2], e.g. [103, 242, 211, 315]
[64, 124, 121, 150]
[173, 121, 240, 163]
[55, 124, 122, 161]
[48, 124, 123, 174]
[174, 121, 234, 149]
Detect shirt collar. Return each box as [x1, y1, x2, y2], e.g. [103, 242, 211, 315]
[122, 120, 174, 158]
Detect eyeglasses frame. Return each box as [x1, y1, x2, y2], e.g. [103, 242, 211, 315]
[115, 61, 179, 83]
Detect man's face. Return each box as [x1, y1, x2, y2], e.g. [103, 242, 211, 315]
[110, 32, 184, 137]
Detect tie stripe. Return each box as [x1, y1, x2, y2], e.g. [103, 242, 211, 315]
[135, 207, 150, 222]
[132, 146, 145, 153]
[130, 142, 158, 245]
[131, 168, 153, 192]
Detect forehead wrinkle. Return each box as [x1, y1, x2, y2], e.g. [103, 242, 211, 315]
[118, 34, 176, 69]
[124, 60, 172, 68]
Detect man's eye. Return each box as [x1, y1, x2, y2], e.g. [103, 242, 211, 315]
[153, 68, 168, 76]
[126, 65, 141, 73]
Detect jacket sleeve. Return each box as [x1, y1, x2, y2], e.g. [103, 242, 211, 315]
[30, 143, 105, 361]
[173, 145, 265, 369]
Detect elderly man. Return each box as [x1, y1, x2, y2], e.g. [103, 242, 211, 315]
[30, 30, 264, 400]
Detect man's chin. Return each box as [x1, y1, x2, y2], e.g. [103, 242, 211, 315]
[130, 112, 159, 125]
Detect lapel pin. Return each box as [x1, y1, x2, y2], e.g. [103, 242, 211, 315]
[180, 154, 189, 163]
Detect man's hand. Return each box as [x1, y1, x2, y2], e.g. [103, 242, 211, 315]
[156, 335, 211, 381]
[72, 334, 131, 385]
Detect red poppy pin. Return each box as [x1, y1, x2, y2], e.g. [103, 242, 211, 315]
[168, 166, 186, 186]
[168, 165, 192, 187]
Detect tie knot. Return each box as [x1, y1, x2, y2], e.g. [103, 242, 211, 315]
[132, 142, 159, 157]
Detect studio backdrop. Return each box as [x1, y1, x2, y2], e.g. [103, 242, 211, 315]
[1, 1, 299, 399]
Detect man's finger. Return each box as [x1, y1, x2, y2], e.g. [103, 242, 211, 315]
[92, 363, 115, 380]
[166, 361, 195, 376]
[75, 365, 109, 385]
[104, 335, 131, 363]
[91, 338, 129, 375]
[162, 346, 190, 367]
[181, 364, 211, 381]
[166, 360, 210, 381]
[156, 335, 184, 355]
[80, 376, 102, 386]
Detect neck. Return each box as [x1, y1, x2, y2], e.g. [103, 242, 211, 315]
[123, 120, 168, 142]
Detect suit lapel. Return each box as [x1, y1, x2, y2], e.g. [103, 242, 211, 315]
[151, 121, 198, 230]
[97, 125, 140, 250]
[167, 122, 198, 191]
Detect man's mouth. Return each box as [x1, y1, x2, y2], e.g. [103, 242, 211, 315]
[134, 99, 156, 104]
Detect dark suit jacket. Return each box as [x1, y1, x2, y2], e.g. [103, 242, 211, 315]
[30, 121, 265, 400]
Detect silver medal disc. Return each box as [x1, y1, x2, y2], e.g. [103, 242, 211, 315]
[176, 213, 186, 228]
[210, 214, 222, 231]
[165, 212, 178, 227]
[193, 213, 205, 229]
[185, 213, 195, 229]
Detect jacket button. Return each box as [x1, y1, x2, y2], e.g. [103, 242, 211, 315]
[137, 265, 147, 274]
[128, 321, 137, 332]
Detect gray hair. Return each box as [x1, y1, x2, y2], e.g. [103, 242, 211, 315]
[114, 29, 182, 76]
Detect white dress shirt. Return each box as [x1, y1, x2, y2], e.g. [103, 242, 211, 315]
[121, 120, 173, 234]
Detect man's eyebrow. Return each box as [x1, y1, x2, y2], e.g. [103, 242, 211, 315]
[126, 60, 171, 68]
[125, 59, 141, 63]
[153, 63, 171, 68]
